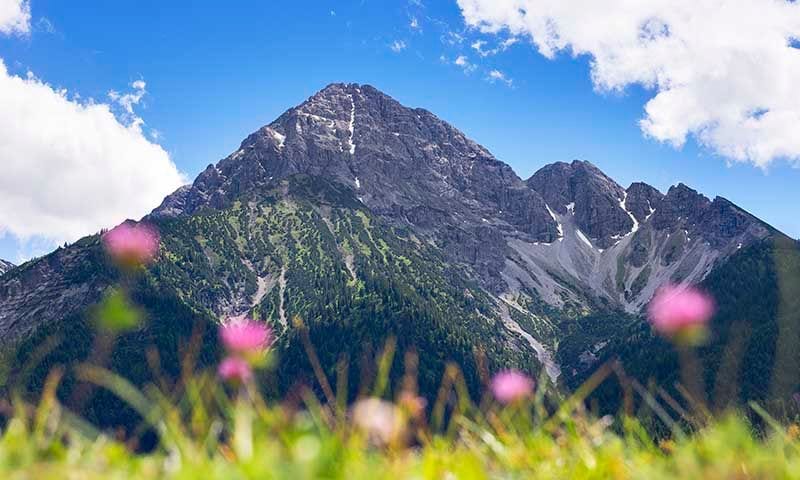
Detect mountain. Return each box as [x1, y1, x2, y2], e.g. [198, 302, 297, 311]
[0, 259, 13, 276]
[0, 83, 791, 426]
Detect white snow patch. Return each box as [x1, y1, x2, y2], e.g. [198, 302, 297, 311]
[354, 177, 361, 189]
[298, 111, 335, 128]
[576, 229, 594, 249]
[645, 201, 656, 221]
[266, 128, 286, 150]
[566, 202, 575, 214]
[620, 191, 640, 235]
[347, 94, 356, 154]
[231, 149, 245, 160]
[737, 242, 743, 250]
[545, 204, 564, 238]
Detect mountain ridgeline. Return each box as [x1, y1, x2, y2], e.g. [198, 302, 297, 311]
[0, 83, 795, 427]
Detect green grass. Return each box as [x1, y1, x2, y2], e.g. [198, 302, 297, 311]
[3, 354, 800, 479]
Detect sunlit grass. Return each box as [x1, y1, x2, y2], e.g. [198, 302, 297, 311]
[2, 348, 800, 479]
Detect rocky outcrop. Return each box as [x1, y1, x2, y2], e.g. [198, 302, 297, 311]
[0, 259, 14, 276]
[526, 160, 635, 249]
[0, 242, 109, 342]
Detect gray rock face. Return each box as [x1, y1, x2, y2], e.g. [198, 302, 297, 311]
[155, 85, 559, 240]
[0, 259, 14, 276]
[152, 83, 773, 312]
[526, 160, 634, 249]
[0, 244, 108, 342]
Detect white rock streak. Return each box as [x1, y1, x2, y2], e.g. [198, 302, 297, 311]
[645, 200, 656, 221]
[620, 191, 639, 236]
[498, 301, 561, 382]
[266, 127, 285, 150]
[575, 229, 594, 249]
[347, 94, 356, 155]
[545, 204, 564, 238]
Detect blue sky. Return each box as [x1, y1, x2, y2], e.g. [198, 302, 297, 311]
[1, 0, 799, 262]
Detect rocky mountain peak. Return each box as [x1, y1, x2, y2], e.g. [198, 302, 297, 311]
[526, 159, 635, 248]
[624, 182, 663, 223]
[154, 83, 502, 217]
[152, 83, 560, 253]
[149, 82, 775, 311]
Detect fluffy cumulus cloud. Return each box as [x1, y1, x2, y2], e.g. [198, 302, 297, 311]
[0, 0, 30, 35]
[0, 60, 185, 244]
[457, 0, 800, 168]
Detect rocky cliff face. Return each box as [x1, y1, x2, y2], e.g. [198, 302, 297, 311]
[0, 83, 779, 383]
[0, 259, 14, 276]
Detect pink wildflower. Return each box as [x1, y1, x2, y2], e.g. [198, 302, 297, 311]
[103, 222, 160, 268]
[218, 356, 253, 383]
[648, 284, 715, 338]
[220, 319, 273, 354]
[352, 398, 405, 445]
[491, 370, 535, 404]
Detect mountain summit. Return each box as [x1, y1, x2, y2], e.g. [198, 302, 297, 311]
[0, 84, 789, 425]
[155, 83, 772, 313]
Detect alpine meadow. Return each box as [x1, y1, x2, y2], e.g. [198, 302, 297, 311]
[1, 1, 800, 478]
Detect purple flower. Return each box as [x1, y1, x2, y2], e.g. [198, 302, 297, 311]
[103, 222, 160, 268]
[218, 356, 253, 383]
[220, 319, 273, 355]
[491, 370, 535, 404]
[648, 284, 715, 338]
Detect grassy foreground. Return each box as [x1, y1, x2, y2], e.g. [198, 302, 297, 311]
[2, 364, 800, 480]
[3, 230, 796, 479]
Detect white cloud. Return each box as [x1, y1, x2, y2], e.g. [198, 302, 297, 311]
[0, 0, 30, 35]
[0, 59, 185, 244]
[487, 69, 512, 86]
[454, 54, 477, 73]
[108, 79, 147, 128]
[442, 30, 464, 45]
[410, 17, 420, 30]
[471, 37, 517, 57]
[471, 40, 486, 54]
[390, 40, 407, 52]
[457, 0, 800, 168]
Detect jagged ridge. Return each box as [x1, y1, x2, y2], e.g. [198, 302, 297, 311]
[0, 83, 785, 408]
